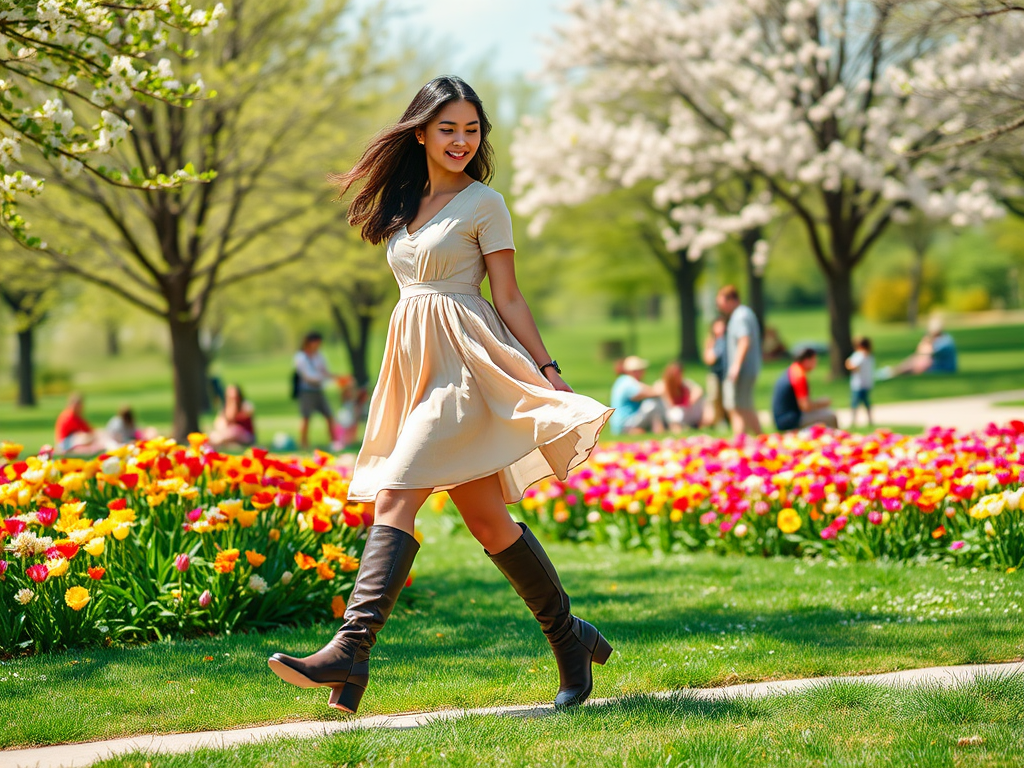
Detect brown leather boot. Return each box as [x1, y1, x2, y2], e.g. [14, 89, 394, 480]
[487, 522, 612, 708]
[267, 524, 419, 712]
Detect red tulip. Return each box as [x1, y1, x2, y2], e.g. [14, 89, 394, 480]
[26, 564, 49, 583]
[4, 518, 26, 536]
[88, 567, 106, 580]
[43, 483, 65, 500]
[54, 541, 79, 560]
[35, 507, 58, 527]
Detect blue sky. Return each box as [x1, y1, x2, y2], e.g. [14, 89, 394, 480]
[383, 0, 564, 78]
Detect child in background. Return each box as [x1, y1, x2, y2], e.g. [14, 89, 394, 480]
[333, 375, 361, 450]
[846, 337, 875, 428]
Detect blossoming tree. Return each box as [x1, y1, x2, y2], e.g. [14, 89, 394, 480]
[18, 0, 387, 438]
[0, 0, 225, 244]
[515, 0, 1006, 375]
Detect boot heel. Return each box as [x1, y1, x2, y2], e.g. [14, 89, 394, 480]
[329, 681, 366, 713]
[592, 633, 613, 665]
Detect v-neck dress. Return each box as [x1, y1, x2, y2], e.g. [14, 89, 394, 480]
[346, 181, 613, 504]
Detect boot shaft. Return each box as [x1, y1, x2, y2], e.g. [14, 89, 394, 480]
[486, 522, 570, 636]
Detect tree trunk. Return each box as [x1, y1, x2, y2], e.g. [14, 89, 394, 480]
[106, 321, 120, 357]
[741, 227, 766, 336]
[329, 300, 372, 387]
[673, 251, 702, 363]
[168, 318, 207, 440]
[826, 265, 855, 379]
[907, 244, 926, 328]
[16, 327, 36, 407]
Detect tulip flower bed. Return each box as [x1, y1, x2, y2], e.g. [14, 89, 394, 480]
[0, 437, 373, 655]
[504, 423, 1024, 570]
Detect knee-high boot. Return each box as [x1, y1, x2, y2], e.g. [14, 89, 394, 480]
[487, 522, 612, 708]
[268, 524, 419, 712]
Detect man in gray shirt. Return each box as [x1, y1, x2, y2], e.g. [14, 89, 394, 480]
[717, 285, 762, 435]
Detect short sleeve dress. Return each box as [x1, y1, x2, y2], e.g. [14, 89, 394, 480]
[346, 181, 613, 504]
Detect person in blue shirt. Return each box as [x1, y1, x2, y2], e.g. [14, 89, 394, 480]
[879, 317, 958, 379]
[609, 355, 667, 435]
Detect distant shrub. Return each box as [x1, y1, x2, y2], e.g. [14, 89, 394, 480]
[947, 286, 991, 313]
[861, 277, 935, 323]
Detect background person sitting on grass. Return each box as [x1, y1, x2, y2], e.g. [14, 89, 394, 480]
[53, 392, 107, 455]
[209, 384, 257, 448]
[609, 355, 668, 435]
[880, 317, 958, 379]
[654, 360, 705, 431]
[772, 347, 838, 431]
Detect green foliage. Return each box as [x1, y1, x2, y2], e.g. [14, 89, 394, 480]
[0, 444, 369, 654]
[1, 510, 1022, 750]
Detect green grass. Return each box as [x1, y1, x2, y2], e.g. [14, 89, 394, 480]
[2, 309, 1022, 454]
[2, 514, 1021, 749]
[93, 675, 1024, 768]
[996, 400, 1024, 408]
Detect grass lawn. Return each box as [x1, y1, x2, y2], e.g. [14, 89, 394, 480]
[2, 514, 1021, 749]
[2, 309, 1023, 454]
[93, 675, 1024, 768]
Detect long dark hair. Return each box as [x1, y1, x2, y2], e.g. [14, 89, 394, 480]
[332, 76, 495, 245]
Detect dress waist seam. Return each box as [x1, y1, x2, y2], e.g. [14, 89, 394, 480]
[399, 281, 482, 299]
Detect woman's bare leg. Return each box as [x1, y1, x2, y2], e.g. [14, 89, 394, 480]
[370, 488, 434, 536]
[447, 473, 522, 554]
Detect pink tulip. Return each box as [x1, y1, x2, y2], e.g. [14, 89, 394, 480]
[35, 507, 58, 527]
[950, 541, 965, 551]
[187, 507, 203, 522]
[199, 589, 212, 608]
[175, 554, 190, 572]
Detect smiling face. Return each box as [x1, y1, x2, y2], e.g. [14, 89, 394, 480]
[416, 99, 481, 177]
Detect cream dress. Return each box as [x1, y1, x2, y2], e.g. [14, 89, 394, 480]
[346, 181, 613, 504]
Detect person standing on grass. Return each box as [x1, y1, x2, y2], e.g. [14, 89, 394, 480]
[294, 331, 340, 450]
[268, 76, 614, 714]
[772, 347, 838, 431]
[846, 337, 875, 428]
[717, 285, 762, 435]
[701, 316, 728, 428]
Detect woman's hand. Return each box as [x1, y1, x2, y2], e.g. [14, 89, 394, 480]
[544, 368, 573, 393]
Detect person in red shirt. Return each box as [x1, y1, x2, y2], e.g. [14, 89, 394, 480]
[771, 348, 838, 431]
[54, 393, 105, 454]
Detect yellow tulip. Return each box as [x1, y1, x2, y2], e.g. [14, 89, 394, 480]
[84, 537, 105, 557]
[64, 586, 90, 611]
[46, 557, 70, 578]
[777, 508, 802, 534]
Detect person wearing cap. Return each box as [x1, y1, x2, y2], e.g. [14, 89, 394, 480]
[772, 347, 838, 431]
[609, 355, 668, 435]
[717, 284, 762, 436]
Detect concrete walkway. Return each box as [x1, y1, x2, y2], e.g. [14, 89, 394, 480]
[842, 389, 1024, 433]
[755, 389, 1024, 433]
[4, 661, 1021, 768]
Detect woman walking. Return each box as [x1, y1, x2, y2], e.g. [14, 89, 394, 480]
[268, 77, 614, 714]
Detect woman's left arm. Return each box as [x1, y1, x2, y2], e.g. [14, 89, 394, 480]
[484, 249, 572, 393]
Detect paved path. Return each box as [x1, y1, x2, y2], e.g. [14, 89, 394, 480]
[756, 389, 1024, 433]
[4, 661, 1021, 768]
[842, 389, 1024, 432]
